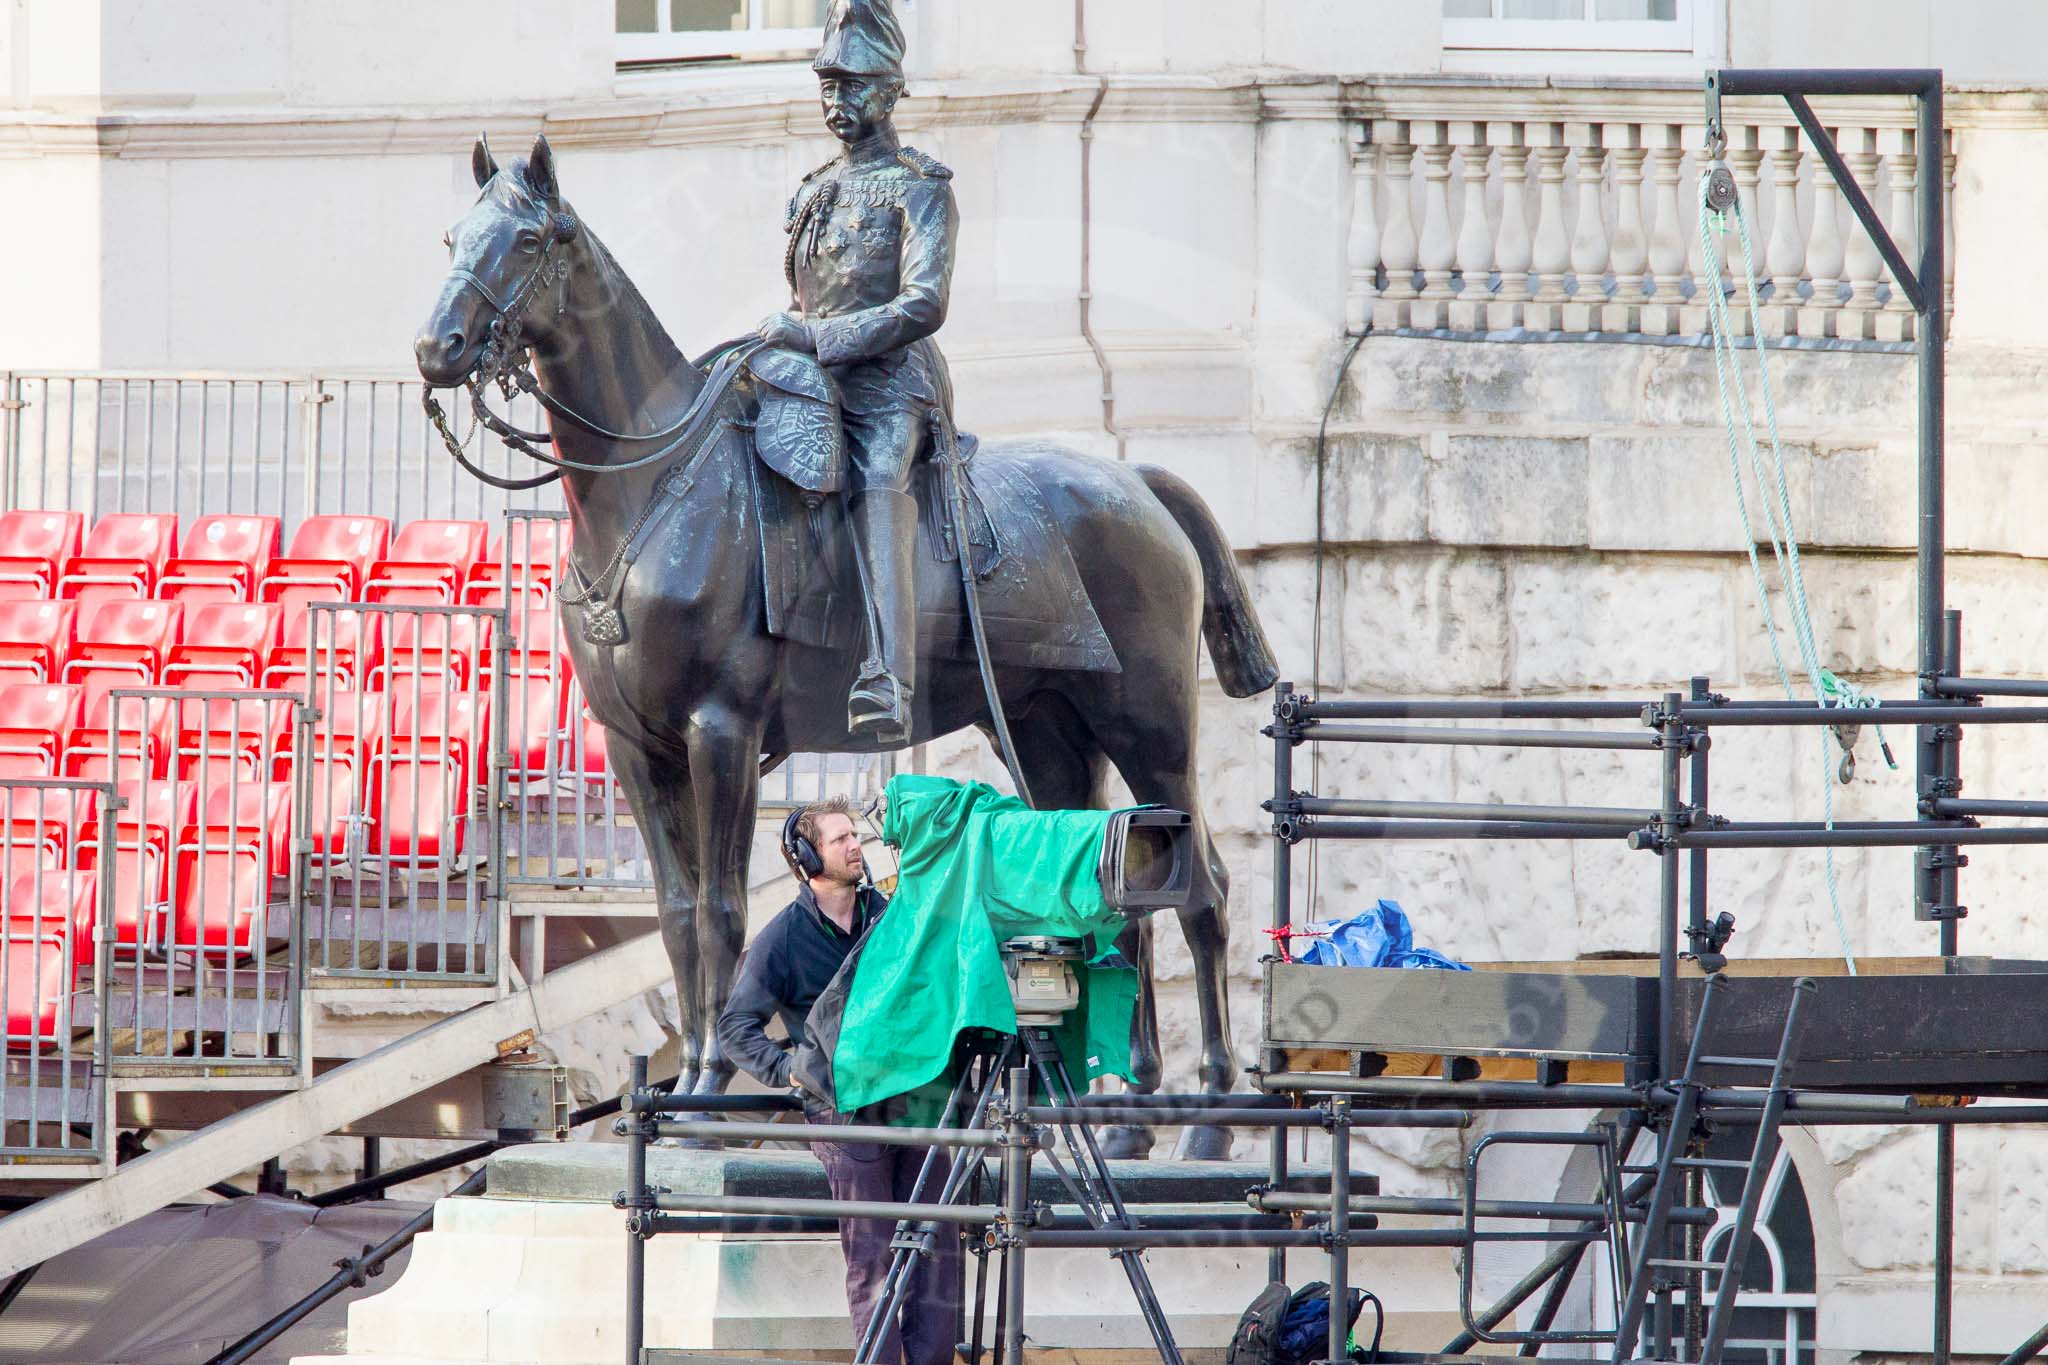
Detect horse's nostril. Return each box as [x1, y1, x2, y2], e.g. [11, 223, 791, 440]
[443, 331, 465, 356]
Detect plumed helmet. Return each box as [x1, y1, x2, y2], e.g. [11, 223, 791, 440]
[812, 0, 906, 81]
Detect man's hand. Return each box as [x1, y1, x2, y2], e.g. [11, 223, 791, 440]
[756, 311, 816, 353]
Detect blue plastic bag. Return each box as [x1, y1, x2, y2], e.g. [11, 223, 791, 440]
[1295, 899, 1469, 971]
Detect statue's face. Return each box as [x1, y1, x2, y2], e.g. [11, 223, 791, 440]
[817, 74, 898, 145]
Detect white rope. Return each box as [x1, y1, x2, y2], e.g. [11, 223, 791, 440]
[1698, 175, 1860, 975]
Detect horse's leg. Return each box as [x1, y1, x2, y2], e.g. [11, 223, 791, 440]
[1096, 711, 1238, 1161]
[683, 702, 766, 1098]
[604, 734, 702, 1089]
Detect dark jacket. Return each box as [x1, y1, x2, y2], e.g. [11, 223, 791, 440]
[716, 882, 887, 1089]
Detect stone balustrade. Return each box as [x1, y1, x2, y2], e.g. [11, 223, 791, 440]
[1347, 80, 1958, 343]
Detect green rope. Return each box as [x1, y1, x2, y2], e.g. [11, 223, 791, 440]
[1697, 174, 1861, 976]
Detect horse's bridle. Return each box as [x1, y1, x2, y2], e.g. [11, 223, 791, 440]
[423, 200, 754, 492]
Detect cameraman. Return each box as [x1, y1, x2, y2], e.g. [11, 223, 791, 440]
[715, 796, 961, 1365]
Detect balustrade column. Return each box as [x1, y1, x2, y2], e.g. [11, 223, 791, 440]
[1373, 119, 1418, 331]
[1877, 126, 1918, 342]
[1716, 127, 1766, 337]
[1411, 121, 1458, 330]
[1562, 122, 1609, 332]
[1488, 121, 1533, 331]
[1944, 130, 1958, 322]
[1641, 123, 1687, 336]
[1605, 123, 1649, 333]
[1839, 127, 1883, 341]
[1447, 122, 1494, 332]
[1762, 125, 1806, 337]
[1798, 125, 1846, 339]
[1525, 122, 1571, 331]
[1346, 128, 1380, 336]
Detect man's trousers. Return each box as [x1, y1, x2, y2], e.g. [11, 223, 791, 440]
[810, 1130, 963, 1365]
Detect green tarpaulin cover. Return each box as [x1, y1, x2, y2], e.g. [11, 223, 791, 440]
[831, 774, 1140, 1118]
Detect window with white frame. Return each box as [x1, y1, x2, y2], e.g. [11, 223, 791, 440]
[1442, 0, 1720, 75]
[616, 0, 828, 65]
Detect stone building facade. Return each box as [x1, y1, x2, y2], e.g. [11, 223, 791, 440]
[11, 0, 2048, 1353]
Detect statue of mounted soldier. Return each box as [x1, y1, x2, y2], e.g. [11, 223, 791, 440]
[414, 0, 1277, 1156]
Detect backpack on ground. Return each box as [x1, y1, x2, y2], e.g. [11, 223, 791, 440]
[1229, 1279, 1383, 1364]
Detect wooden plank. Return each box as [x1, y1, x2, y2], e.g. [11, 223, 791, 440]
[1279, 1050, 1624, 1084]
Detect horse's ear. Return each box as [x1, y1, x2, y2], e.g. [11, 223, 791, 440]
[471, 134, 498, 189]
[528, 134, 560, 202]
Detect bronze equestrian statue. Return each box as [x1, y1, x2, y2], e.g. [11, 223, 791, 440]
[412, 0, 1277, 1158]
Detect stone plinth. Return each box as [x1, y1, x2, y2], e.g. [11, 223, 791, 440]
[293, 1142, 1471, 1365]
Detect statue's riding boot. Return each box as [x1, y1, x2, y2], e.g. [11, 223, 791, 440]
[847, 488, 919, 744]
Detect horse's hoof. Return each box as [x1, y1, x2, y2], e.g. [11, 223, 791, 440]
[1177, 1124, 1234, 1162]
[1094, 1124, 1155, 1160]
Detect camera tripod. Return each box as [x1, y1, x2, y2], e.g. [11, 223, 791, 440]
[851, 1022, 1183, 1365]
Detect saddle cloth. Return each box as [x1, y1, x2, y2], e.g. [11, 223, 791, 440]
[753, 439, 1120, 674]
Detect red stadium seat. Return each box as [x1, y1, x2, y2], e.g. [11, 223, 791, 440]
[0, 685, 80, 778]
[257, 515, 391, 604]
[366, 520, 490, 606]
[163, 603, 282, 689]
[373, 613, 490, 692]
[501, 672, 573, 777]
[0, 511, 84, 601]
[0, 601, 78, 683]
[262, 605, 383, 693]
[388, 689, 488, 789]
[63, 693, 174, 782]
[58, 514, 178, 603]
[77, 780, 194, 949]
[159, 515, 282, 604]
[62, 600, 182, 686]
[193, 778, 293, 878]
[2, 870, 97, 1042]
[170, 844, 265, 954]
[0, 784, 87, 850]
[370, 753, 466, 862]
[463, 520, 566, 607]
[495, 607, 567, 684]
[171, 690, 289, 781]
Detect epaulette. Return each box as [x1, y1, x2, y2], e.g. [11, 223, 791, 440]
[894, 146, 953, 180]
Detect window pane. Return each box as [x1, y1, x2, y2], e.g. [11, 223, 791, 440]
[761, 0, 828, 24]
[616, 0, 658, 34]
[1595, 0, 1677, 16]
[672, 0, 745, 32]
[1503, 0, 1586, 16]
[1444, 0, 1494, 16]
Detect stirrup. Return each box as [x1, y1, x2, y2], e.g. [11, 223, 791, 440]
[848, 671, 911, 743]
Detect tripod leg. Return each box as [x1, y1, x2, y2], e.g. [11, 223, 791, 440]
[1022, 1030, 1185, 1365]
[855, 1059, 1003, 1364]
[966, 1159, 993, 1365]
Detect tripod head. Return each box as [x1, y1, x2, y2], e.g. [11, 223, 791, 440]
[1000, 936, 1086, 1026]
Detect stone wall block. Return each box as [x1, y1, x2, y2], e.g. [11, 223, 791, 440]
[1339, 552, 1511, 694]
[1429, 436, 1589, 548]
[1951, 442, 2048, 558]
[1806, 443, 1917, 549]
[1353, 336, 1641, 427]
[1587, 434, 1816, 554]
[1245, 555, 1333, 692]
[1728, 556, 1917, 685]
[1257, 434, 1430, 550]
[1834, 1128, 1996, 1271]
[1997, 1133, 2048, 1271]
[1950, 557, 2048, 676]
[1506, 557, 1735, 692]
[1634, 344, 1914, 433]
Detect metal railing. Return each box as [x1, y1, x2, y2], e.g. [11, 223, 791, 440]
[302, 602, 507, 984]
[0, 779, 114, 1161]
[0, 372, 562, 537]
[104, 688, 301, 1070]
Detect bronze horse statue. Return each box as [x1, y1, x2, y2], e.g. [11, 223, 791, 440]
[414, 136, 1277, 1156]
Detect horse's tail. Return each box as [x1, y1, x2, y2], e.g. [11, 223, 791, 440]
[1135, 465, 1280, 699]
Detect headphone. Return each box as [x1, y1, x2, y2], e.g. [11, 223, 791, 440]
[781, 806, 824, 882]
